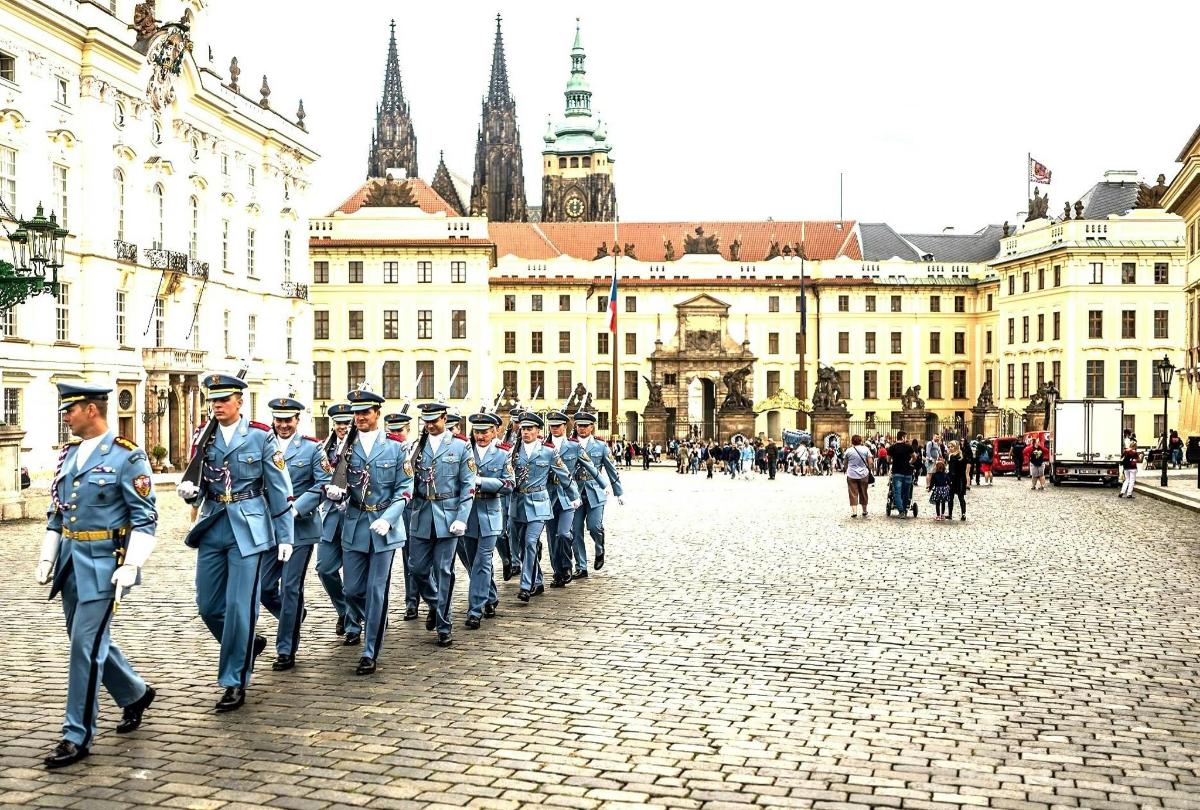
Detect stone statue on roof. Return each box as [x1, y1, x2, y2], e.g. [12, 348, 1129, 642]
[683, 226, 720, 255]
[623, 243, 637, 260]
[728, 239, 741, 261]
[1136, 174, 1170, 209]
[765, 241, 781, 260]
[1074, 200, 1084, 220]
[663, 239, 676, 261]
[1063, 201, 1072, 221]
[1026, 187, 1050, 221]
[364, 175, 416, 207]
[594, 242, 608, 260]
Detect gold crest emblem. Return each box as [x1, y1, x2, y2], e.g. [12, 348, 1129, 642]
[404, 461, 413, 476]
[210, 374, 221, 385]
[133, 474, 152, 498]
[467, 456, 477, 473]
[273, 450, 286, 470]
[320, 458, 332, 473]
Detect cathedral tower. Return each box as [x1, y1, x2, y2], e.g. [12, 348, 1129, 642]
[540, 21, 616, 222]
[366, 20, 418, 180]
[469, 15, 527, 221]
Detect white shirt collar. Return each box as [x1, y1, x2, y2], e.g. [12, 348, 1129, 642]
[358, 429, 379, 454]
[522, 439, 540, 455]
[551, 434, 565, 448]
[74, 433, 107, 471]
[218, 420, 239, 447]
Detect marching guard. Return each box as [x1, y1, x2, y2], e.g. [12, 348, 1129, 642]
[544, 411, 597, 587]
[455, 412, 514, 628]
[408, 402, 474, 647]
[37, 383, 159, 768]
[177, 374, 294, 712]
[322, 389, 412, 675]
[571, 410, 623, 577]
[384, 410, 425, 623]
[509, 412, 578, 602]
[259, 397, 330, 671]
[315, 403, 361, 642]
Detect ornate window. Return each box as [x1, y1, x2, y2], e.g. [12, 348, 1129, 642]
[152, 183, 164, 249]
[113, 168, 125, 240]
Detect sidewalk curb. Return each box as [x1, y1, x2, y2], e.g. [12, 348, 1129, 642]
[1132, 480, 1200, 513]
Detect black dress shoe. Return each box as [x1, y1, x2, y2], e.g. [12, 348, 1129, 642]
[517, 589, 530, 602]
[425, 611, 436, 631]
[572, 568, 588, 579]
[594, 554, 605, 570]
[549, 574, 567, 588]
[502, 562, 513, 581]
[532, 584, 545, 596]
[465, 616, 481, 630]
[483, 603, 497, 618]
[355, 656, 376, 675]
[116, 685, 155, 733]
[272, 654, 295, 671]
[404, 606, 418, 620]
[253, 634, 267, 659]
[343, 632, 361, 646]
[214, 686, 245, 713]
[44, 739, 88, 769]
[335, 615, 346, 636]
[437, 632, 453, 647]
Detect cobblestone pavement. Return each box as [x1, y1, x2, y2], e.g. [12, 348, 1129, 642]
[3, 469, 1200, 809]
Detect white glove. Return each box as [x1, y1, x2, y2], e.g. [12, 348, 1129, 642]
[448, 520, 466, 537]
[570, 498, 582, 510]
[35, 530, 62, 585]
[277, 544, 294, 562]
[123, 530, 157, 568]
[370, 518, 391, 536]
[325, 484, 345, 500]
[176, 480, 199, 500]
[290, 506, 300, 519]
[111, 565, 138, 602]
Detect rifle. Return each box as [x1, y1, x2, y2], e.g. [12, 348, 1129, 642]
[502, 398, 523, 446]
[409, 365, 458, 470]
[331, 381, 370, 491]
[182, 363, 249, 489]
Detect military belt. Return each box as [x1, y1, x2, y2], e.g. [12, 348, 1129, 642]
[474, 493, 500, 500]
[575, 471, 594, 481]
[418, 493, 455, 501]
[517, 485, 546, 494]
[63, 526, 130, 542]
[209, 487, 263, 504]
[350, 497, 392, 513]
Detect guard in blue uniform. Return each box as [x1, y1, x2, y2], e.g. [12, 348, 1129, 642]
[408, 402, 474, 646]
[455, 412, 514, 628]
[544, 411, 595, 587]
[571, 411, 624, 577]
[496, 407, 522, 582]
[316, 403, 360, 641]
[259, 397, 329, 671]
[323, 389, 412, 675]
[510, 412, 578, 602]
[178, 374, 294, 713]
[384, 411, 424, 623]
[37, 383, 158, 768]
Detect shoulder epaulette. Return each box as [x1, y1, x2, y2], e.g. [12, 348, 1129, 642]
[568, 436, 580, 443]
[498, 442, 513, 451]
[114, 436, 138, 450]
[249, 420, 271, 432]
[302, 435, 319, 443]
[387, 432, 405, 443]
[544, 440, 555, 449]
[453, 433, 468, 442]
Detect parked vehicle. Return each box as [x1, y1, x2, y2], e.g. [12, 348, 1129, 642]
[1050, 399, 1123, 486]
[988, 436, 1018, 475]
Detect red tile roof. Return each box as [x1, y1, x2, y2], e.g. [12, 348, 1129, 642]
[488, 221, 861, 262]
[332, 177, 460, 216]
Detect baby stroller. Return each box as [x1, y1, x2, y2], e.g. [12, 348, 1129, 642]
[884, 473, 918, 518]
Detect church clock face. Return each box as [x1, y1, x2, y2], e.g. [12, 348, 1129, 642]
[565, 195, 585, 220]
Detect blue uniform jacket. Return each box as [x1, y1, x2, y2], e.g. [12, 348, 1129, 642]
[46, 432, 158, 603]
[409, 433, 474, 538]
[510, 441, 577, 522]
[184, 417, 294, 556]
[332, 432, 412, 553]
[547, 436, 600, 509]
[577, 437, 624, 503]
[466, 441, 515, 537]
[281, 433, 330, 545]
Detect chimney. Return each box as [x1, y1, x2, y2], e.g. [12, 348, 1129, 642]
[1102, 169, 1138, 183]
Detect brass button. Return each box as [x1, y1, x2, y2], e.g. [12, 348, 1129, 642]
[70, 493, 77, 499]
[73, 482, 80, 488]
[69, 516, 76, 522]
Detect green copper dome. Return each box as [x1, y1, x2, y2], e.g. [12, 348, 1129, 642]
[543, 19, 612, 156]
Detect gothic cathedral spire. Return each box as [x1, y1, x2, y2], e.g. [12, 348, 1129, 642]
[366, 20, 418, 180]
[469, 14, 527, 222]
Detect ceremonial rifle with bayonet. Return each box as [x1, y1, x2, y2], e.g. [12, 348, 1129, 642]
[181, 363, 249, 491]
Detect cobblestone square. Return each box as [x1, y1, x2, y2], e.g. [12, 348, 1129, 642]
[2, 470, 1199, 809]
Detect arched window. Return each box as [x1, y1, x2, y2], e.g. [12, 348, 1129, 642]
[152, 183, 164, 249]
[283, 230, 292, 283]
[558, 157, 567, 169]
[113, 168, 125, 241]
[188, 195, 199, 258]
[570, 156, 579, 168]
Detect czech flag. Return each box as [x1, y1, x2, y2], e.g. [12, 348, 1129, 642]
[606, 272, 618, 333]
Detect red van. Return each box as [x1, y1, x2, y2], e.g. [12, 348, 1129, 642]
[989, 436, 1018, 474]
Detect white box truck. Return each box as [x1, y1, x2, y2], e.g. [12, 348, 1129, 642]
[1050, 399, 1124, 486]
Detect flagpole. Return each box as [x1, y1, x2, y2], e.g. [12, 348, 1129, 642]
[611, 206, 620, 443]
[1027, 151, 1031, 218]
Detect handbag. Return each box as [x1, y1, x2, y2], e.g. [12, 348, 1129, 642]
[856, 447, 875, 485]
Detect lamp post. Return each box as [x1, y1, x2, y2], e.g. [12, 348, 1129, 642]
[1, 201, 70, 310]
[1158, 355, 1174, 487]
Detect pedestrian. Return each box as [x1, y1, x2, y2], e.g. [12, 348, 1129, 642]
[624, 442, 634, 469]
[887, 431, 916, 517]
[844, 434, 873, 518]
[37, 383, 159, 768]
[876, 442, 889, 476]
[1028, 440, 1048, 491]
[929, 459, 950, 520]
[704, 446, 715, 478]
[1169, 429, 1183, 469]
[1119, 443, 1140, 498]
[924, 435, 942, 487]
[970, 435, 984, 486]
[945, 440, 969, 521]
[766, 439, 779, 480]
[1010, 435, 1026, 480]
[977, 439, 994, 485]
[642, 442, 651, 470]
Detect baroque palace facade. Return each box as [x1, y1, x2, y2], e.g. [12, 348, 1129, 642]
[0, 0, 317, 480]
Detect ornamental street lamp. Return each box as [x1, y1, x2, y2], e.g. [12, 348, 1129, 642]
[1, 200, 71, 310]
[142, 387, 169, 425]
[1157, 355, 1175, 487]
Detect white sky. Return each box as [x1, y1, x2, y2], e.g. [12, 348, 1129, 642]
[202, 0, 1198, 233]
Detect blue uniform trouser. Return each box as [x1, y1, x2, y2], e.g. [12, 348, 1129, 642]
[410, 534, 457, 634]
[341, 548, 394, 660]
[544, 502, 575, 577]
[195, 524, 265, 689]
[891, 473, 913, 511]
[571, 492, 606, 572]
[456, 534, 500, 618]
[516, 520, 547, 591]
[259, 544, 315, 656]
[316, 529, 362, 636]
[59, 568, 147, 747]
[496, 499, 512, 566]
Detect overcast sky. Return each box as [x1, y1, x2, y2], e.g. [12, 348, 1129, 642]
[202, 0, 1197, 233]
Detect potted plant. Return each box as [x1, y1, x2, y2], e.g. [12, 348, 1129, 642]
[150, 445, 168, 472]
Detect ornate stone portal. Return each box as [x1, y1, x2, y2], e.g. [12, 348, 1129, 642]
[647, 294, 756, 442]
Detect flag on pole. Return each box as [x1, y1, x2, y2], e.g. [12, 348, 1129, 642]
[606, 272, 618, 333]
[1029, 157, 1052, 185]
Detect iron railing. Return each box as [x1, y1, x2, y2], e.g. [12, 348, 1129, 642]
[113, 239, 138, 263]
[282, 282, 309, 300]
